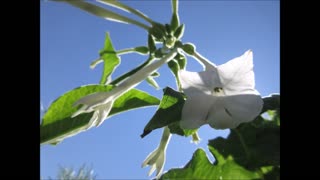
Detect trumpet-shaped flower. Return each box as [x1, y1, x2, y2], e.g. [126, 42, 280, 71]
[142, 127, 171, 179]
[71, 48, 179, 128]
[179, 50, 263, 130]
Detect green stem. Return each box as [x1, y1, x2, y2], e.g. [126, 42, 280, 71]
[171, 0, 178, 14]
[191, 132, 201, 144]
[113, 48, 178, 96]
[59, 0, 150, 31]
[159, 126, 172, 150]
[110, 56, 154, 85]
[90, 58, 103, 69]
[234, 129, 251, 160]
[97, 0, 155, 24]
[192, 51, 217, 70]
[116, 48, 137, 55]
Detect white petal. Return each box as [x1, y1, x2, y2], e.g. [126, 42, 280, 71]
[207, 97, 236, 129]
[180, 93, 215, 129]
[207, 94, 263, 129]
[217, 50, 259, 95]
[148, 164, 156, 176]
[142, 148, 159, 167]
[179, 70, 222, 95]
[155, 151, 165, 178]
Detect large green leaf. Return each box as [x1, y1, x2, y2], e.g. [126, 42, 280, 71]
[161, 99, 280, 179]
[160, 148, 261, 179]
[41, 84, 160, 145]
[209, 114, 280, 170]
[141, 87, 196, 138]
[99, 32, 120, 85]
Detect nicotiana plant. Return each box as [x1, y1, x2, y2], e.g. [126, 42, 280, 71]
[41, 0, 280, 179]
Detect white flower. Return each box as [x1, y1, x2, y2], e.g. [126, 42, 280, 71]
[179, 50, 263, 130]
[142, 127, 171, 179]
[71, 48, 179, 128]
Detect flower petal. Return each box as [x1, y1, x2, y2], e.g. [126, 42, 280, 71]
[207, 94, 263, 129]
[179, 69, 222, 95]
[180, 93, 215, 129]
[217, 50, 259, 95]
[155, 151, 165, 178]
[148, 164, 157, 176]
[142, 148, 159, 168]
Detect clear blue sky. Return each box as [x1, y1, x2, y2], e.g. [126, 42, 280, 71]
[40, 0, 279, 179]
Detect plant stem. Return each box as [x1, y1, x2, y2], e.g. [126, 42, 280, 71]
[109, 56, 154, 85]
[159, 127, 172, 150]
[60, 0, 150, 31]
[97, 0, 155, 24]
[192, 51, 217, 71]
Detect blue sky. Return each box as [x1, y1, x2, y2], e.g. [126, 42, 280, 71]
[40, 0, 279, 179]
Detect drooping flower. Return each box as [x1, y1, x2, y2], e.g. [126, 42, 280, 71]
[142, 127, 171, 179]
[179, 50, 263, 130]
[71, 48, 179, 128]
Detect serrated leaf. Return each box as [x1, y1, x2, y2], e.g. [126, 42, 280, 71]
[141, 87, 186, 138]
[160, 148, 261, 179]
[41, 84, 160, 145]
[99, 32, 120, 84]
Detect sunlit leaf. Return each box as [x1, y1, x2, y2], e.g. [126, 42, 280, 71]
[141, 87, 186, 138]
[99, 32, 120, 84]
[160, 148, 261, 179]
[41, 84, 160, 145]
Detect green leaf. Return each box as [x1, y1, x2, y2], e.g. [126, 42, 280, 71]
[160, 148, 261, 179]
[161, 109, 280, 179]
[149, 23, 167, 42]
[261, 94, 280, 113]
[165, 24, 173, 35]
[41, 84, 160, 145]
[133, 46, 149, 55]
[150, 72, 160, 77]
[167, 121, 197, 137]
[146, 76, 159, 89]
[173, 24, 185, 40]
[148, 34, 156, 54]
[99, 32, 120, 85]
[141, 87, 186, 138]
[208, 112, 280, 175]
[182, 43, 196, 55]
